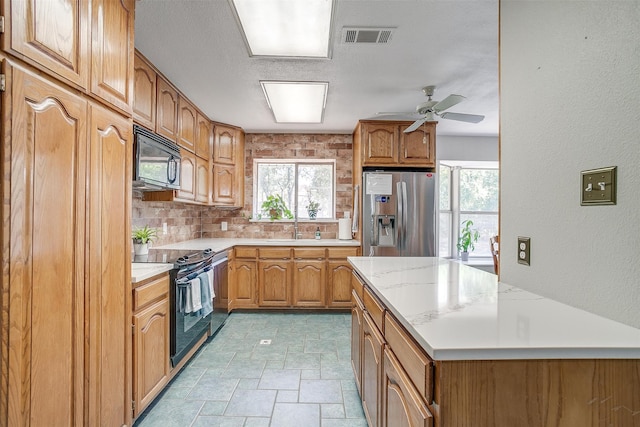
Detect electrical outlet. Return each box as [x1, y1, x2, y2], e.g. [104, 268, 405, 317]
[221, 221, 228, 231]
[518, 237, 531, 266]
[162, 222, 168, 234]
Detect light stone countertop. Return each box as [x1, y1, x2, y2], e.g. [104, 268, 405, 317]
[131, 263, 174, 283]
[348, 256, 640, 361]
[153, 237, 360, 253]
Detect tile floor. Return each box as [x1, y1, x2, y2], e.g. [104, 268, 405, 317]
[134, 312, 367, 427]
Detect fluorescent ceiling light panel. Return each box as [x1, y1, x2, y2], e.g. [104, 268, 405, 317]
[261, 81, 328, 123]
[231, 0, 335, 57]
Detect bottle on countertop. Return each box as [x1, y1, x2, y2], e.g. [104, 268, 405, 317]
[315, 227, 321, 240]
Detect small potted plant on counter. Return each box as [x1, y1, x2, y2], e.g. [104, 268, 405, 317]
[132, 225, 158, 256]
[457, 219, 480, 261]
[261, 194, 293, 221]
[306, 199, 320, 219]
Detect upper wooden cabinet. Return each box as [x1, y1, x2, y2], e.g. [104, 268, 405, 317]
[3, 0, 134, 113]
[196, 113, 212, 159]
[156, 76, 179, 142]
[90, 0, 135, 112]
[354, 121, 436, 168]
[212, 124, 245, 207]
[213, 124, 237, 164]
[178, 97, 197, 152]
[133, 52, 157, 129]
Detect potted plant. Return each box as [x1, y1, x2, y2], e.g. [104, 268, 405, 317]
[306, 200, 320, 219]
[261, 194, 293, 221]
[132, 225, 158, 256]
[456, 219, 480, 261]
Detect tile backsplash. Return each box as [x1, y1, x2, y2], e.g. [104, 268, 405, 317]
[132, 197, 203, 247]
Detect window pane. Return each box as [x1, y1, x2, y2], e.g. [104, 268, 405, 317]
[256, 163, 295, 218]
[297, 164, 334, 219]
[459, 214, 498, 257]
[459, 169, 499, 211]
[439, 212, 451, 257]
[439, 164, 451, 210]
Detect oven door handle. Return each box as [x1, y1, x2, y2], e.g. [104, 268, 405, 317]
[211, 257, 228, 268]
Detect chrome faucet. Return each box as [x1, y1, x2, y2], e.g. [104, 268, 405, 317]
[293, 206, 301, 239]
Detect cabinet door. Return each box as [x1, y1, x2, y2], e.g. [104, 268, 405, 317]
[213, 124, 236, 164]
[196, 113, 212, 159]
[213, 261, 229, 310]
[6, 0, 89, 89]
[177, 151, 196, 201]
[156, 77, 178, 141]
[229, 259, 258, 309]
[87, 102, 132, 426]
[363, 312, 385, 427]
[6, 64, 88, 426]
[293, 259, 326, 307]
[327, 260, 353, 308]
[364, 123, 398, 165]
[352, 290, 364, 395]
[196, 156, 210, 204]
[133, 298, 170, 418]
[259, 260, 291, 307]
[382, 349, 433, 427]
[90, 0, 134, 112]
[133, 52, 157, 129]
[178, 97, 197, 152]
[400, 123, 435, 166]
[212, 163, 235, 205]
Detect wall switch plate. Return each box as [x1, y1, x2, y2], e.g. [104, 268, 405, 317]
[162, 222, 168, 234]
[581, 166, 616, 205]
[221, 221, 228, 231]
[517, 237, 530, 266]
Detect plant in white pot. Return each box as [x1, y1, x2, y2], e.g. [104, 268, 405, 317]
[457, 219, 480, 261]
[132, 225, 158, 256]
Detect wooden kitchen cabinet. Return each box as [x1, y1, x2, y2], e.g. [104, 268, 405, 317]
[156, 76, 179, 142]
[229, 248, 259, 309]
[132, 274, 170, 419]
[258, 248, 292, 307]
[327, 247, 359, 308]
[382, 349, 433, 427]
[362, 312, 385, 427]
[178, 96, 197, 152]
[2, 61, 132, 426]
[3, 0, 134, 113]
[196, 156, 211, 203]
[133, 51, 157, 129]
[292, 249, 326, 307]
[353, 120, 436, 168]
[212, 124, 245, 207]
[351, 290, 365, 395]
[176, 150, 196, 201]
[196, 112, 213, 159]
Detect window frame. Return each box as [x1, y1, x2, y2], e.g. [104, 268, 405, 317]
[252, 158, 337, 221]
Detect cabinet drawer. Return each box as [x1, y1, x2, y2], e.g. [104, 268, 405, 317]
[327, 247, 359, 258]
[293, 248, 325, 259]
[363, 287, 384, 333]
[384, 313, 433, 404]
[259, 248, 291, 259]
[351, 272, 364, 301]
[133, 274, 170, 311]
[235, 247, 257, 258]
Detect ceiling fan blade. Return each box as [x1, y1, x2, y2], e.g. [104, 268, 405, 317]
[403, 117, 427, 133]
[433, 94, 465, 113]
[439, 112, 485, 123]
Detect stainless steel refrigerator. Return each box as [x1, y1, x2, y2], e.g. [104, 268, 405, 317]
[362, 170, 437, 257]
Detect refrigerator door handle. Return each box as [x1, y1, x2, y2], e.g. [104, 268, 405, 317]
[396, 181, 408, 250]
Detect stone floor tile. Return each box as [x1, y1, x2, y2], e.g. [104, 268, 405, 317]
[200, 400, 228, 416]
[276, 390, 299, 403]
[284, 352, 321, 370]
[299, 379, 343, 404]
[321, 403, 346, 418]
[191, 415, 246, 427]
[270, 403, 320, 427]
[224, 389, 277, 417]
[258, 368, 301, 390]
[243, 417, 271, 427]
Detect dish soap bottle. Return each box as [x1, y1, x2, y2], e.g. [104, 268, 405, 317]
[315, 227, 321, 240]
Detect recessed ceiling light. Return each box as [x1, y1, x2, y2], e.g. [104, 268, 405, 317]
[261, 81, 328, 123]
[230, 0, 336, 58]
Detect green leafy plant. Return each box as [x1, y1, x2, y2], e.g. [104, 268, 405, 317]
[456, 219, 480, 253]
[305, 199, 320, 219]
[132, 225, 158, 244]
[261, 194, 293, 220]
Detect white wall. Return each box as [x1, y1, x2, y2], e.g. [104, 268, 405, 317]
[500, 2, 640, 328]
[437, 135, 499, 162]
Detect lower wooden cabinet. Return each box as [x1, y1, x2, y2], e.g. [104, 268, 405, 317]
[132, 274, 170, 418]
[382, 349, 433, 427]
[362, 312, 385, 427]
[351, 290, 365, 395]
[293, 259, 326, 307]
[259, 259, 292, 307]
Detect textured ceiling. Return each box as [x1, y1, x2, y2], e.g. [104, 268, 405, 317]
[135, 0, 499, 136]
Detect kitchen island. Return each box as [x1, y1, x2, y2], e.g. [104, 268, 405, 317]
[348, 256, 640, 427]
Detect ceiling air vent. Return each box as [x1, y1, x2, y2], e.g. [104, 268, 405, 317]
[341, 27, 395, 44]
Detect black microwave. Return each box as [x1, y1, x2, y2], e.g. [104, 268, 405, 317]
[133, 125, 181, 191]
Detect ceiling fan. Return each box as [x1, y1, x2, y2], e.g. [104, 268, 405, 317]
[380, 85, 485, 133]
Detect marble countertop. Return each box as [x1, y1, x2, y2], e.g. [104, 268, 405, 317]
[348, 256, 640, 361]
[131, 263, 174, 283]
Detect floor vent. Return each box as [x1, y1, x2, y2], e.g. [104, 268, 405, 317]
[341, 27, 396, 44]
[259, 339, 272, 345]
